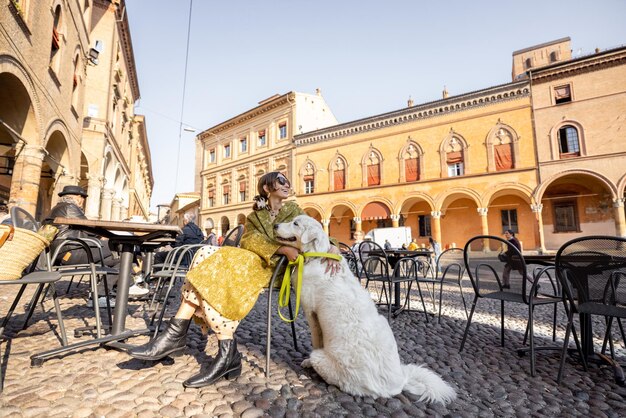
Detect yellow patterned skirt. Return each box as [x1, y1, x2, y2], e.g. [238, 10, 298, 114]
[185, 246, 273, 321]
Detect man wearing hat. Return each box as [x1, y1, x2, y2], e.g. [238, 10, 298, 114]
[43, 185, 148, 305]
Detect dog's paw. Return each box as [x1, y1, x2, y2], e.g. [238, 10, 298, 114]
[301, 358, 312, 368]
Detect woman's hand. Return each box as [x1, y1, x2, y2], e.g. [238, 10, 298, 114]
[322, 245, 342, 275]
[277, 245, 300, 262]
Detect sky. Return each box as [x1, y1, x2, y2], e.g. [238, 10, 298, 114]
[125, 0, 626, 210]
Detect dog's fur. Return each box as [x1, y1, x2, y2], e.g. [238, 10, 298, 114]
[275, 215, 456, 404]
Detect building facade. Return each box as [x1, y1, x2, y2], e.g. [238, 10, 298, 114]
[1, 0, 92, 217]
[0, 0, 153, 220]
[294, 82, 538, 251]
[196, 91, 337, 237]
[527, 41, 626, 249]
[81, 0, 151, 221]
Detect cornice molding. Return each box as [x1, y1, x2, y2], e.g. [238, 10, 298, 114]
[198, 93, 294, 140]
[530, 48, 626, 84]
[294, 81, 529, 147]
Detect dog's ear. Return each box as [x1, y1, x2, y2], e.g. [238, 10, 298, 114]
[301, 228, 317, 245]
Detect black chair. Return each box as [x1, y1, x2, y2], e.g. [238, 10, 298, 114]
[0, 207, 66, 347]
[338, 242, 359, 278]
[264, 255, 298, 377]
[221, 225, 244, 247]
[555, 236, 626, 384]
[460, 235, 565, 376]
[435, 247, 468, 322]
[388, 256, 431, 321]
[358, 240, 390, 303]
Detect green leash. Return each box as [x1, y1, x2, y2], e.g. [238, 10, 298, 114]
[278, 252, 342, 322]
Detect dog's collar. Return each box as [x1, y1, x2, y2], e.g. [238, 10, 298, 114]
[278, 252, 342, 323]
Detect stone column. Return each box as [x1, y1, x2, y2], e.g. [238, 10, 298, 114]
[613, 198, 626, 237]
[9, 144, 45, 214]
[390, 214, 400, 228]
[430, 211, 442, 245]
[477, 207, 489, 250]
[531, 204, 546, 253]
[100, 188, 114, 220]
[321, 218, 330, 235]
[353, 217, 362, 233]
[85, 175, 103, 219]
[120, 205, 129, 221]
[111, 198, 122, 221]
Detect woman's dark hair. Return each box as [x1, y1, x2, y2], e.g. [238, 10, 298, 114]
[428, 237, 436, 245]
[505, 229, 515, 236]
[252, 171, 289, 211]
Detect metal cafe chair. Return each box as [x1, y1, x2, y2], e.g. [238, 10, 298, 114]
[338, 242, 360, 278]
[388, 256, 431, 321]
[0, 207, 66, 347]
[435, 247, 468, 323]
[555, 235, 626, 385]
[460, 235, 564, 376]
[220, 224, 245, 247]
[358, 240, 390, 304]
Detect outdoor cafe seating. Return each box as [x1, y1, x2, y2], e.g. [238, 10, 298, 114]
[459, 235, 565, 377]
[555, 235, 626, 385]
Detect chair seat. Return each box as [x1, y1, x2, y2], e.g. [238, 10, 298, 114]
[152, 269, 188, 278]
[484, 291, 560, 305]
[54, 266, 118, 276]
[1, 270, 63, 284]
[579, 302, 626, 318]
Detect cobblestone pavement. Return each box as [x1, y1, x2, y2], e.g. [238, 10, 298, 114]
[1, 274, 625, 417]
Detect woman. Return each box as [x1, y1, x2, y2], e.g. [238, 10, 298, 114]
[429, 237, 442, 273]
[129, 172, 340, 388]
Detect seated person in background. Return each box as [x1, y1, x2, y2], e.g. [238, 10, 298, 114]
[154, 213, 204, 264]
[42, 185, 147, 304]
[203, 228, 218, 246]
[407, 238, 419, 251]
[384, 239, 392, 250]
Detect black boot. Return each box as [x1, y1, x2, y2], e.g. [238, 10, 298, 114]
[129, 318, 190, 361]
[183, 338, 242, 388]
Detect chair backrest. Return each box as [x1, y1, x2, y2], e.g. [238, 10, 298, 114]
[463, 235, 532, 303]
[338, 242, 359, 277]
[10, 206, 39, 232]
[222, 225, 244, 247]
[436, 247, 465, 281]
[556, 235, 626, 312]
[358, 240, 385, 263]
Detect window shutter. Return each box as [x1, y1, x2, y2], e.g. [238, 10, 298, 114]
[303, 175, 314, 182]
[554, 85, 571, 99]
[405, 158, 419, 181]
[239, 181, 246, 192]
[258, 130, 265, 136]
[446, 151, 463, 164]
[208, 189, 215, 198]
[367, 164, 380, 186]
[494, 143, 513, 171]
[278, 122, 286, 128]
[223, 185, 230, 194]
[333, 169, 345, 190]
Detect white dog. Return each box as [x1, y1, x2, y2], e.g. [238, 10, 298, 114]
[275, 215, 456, 404]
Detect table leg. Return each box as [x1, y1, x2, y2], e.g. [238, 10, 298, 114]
[112, 244, 134, 335]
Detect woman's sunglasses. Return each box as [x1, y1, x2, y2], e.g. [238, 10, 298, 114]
[276, 176, 291, 187]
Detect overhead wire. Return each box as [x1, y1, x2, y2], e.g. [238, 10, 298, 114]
[174, 0, 194, 192]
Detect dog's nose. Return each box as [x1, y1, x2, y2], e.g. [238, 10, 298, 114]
[273, 224, 279, 230]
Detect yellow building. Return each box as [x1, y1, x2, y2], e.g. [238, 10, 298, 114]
[525, 40, 626, 249]
[294, 81, 539, 251]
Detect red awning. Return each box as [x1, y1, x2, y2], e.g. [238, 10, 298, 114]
[362, 202, 390, 220]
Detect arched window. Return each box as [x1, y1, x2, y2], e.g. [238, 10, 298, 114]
[558, 125, 580, 158]
[366, 151, 380, 186]
[331, 155, 346, 191]
[486, 124, 520, 172]
[440, 132, 468, 177]
[304, 161, 315, 194]
[50, 5, 63, 74]
[71, 53, 80, 110]
[400, 141, 423, 182]
[222, 182, 230, 205]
